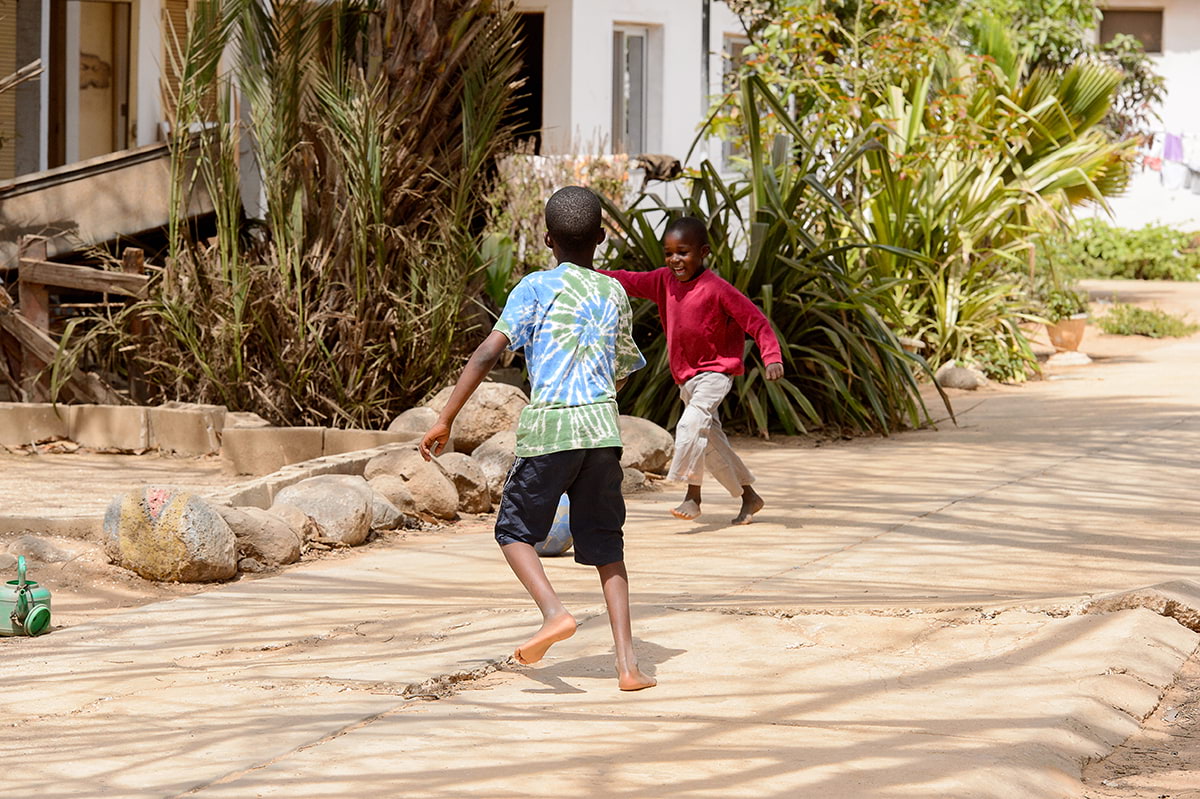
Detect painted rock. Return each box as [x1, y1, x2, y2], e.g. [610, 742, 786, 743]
[103, 487, 237, 582]
[535, 494, 573, 557]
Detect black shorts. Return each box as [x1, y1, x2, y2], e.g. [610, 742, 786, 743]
[494, 446, 625, 566]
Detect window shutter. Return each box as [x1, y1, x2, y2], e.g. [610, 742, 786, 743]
[161, 0, 189, 122]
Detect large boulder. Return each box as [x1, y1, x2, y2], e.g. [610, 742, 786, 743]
[621, 467, 649, 495]
[387, 407, 439, 437]
[214, 505, 302, 567]
[371, 493, 404, 531]
[472, 430, 517, 504]
[367, 474, 418, 516]
[364, 447, 458, 519]
[268, 504, 323, 543]
[935, 362, 989, 391]
[424, 382, 527, 454]
[619, 415, 674, 474]
[434, 452, 492, 513]
[271, 475, 374, 546]
[103, 487, 237, 582]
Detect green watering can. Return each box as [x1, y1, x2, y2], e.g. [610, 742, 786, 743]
[1, 556, 52, 636]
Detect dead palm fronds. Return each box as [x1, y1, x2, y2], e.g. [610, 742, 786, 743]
[62, 0, 522, 426]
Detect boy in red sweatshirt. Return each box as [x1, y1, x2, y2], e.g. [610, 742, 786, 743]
[601, 216, 784, 524]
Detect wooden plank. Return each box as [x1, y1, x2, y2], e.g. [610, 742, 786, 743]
[18, 258, 149, 298]
[121, 247, 148, 403]
[0, 310, 121, 404]
[17, 237, 49, 399]
[0, 282, 124, 405]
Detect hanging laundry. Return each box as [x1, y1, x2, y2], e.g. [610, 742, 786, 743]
[1164, 160, 1188, 190]
[1164, 133, 1184, 162]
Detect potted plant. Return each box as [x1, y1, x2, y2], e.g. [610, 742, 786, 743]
[1042, 287, 1089, 352]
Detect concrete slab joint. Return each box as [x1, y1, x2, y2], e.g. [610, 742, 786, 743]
[148, 406, 225, 456]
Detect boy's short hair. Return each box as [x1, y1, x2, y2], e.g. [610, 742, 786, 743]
[545, 186, 603, 250]
[665, 216, 709, 247]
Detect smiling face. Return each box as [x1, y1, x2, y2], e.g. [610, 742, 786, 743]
[663, 229, 710, 282]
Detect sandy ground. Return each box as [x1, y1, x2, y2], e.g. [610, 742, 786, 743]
[2, 278, 1200, 797]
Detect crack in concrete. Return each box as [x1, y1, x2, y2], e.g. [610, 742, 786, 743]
[169, 656, 512, 797]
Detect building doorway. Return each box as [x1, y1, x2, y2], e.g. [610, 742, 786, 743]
[511, 12, 543, 153]
[48, 0, 132, 169]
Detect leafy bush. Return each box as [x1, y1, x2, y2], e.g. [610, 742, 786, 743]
[1043, 220, 1200, 281]
[602, 77, 946, 437]
[1041, 288, 1089, 322]
[482, 145, 632, 310]
[1097, 304, 1199, 338]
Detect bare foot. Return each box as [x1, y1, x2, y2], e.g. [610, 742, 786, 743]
[618, 667, 657, 691]
[732, 491, 764, 525]
[513, 612, 577, 664]
[671, 498, 701, 520]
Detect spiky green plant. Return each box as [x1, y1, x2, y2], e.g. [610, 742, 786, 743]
[603, 76, 945, 436]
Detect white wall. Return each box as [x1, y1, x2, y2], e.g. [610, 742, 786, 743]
[134, 0, 163, 146]
[517, 0, 748, 168]
[1100, 0, 1200, 230]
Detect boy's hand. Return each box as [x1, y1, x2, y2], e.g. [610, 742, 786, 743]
[419, 422, 451, 461]
[765, 362, 784, 382]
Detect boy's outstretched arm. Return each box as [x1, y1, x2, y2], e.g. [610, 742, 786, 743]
[419, 330, 511, 460]
[721, 286, 785, 382]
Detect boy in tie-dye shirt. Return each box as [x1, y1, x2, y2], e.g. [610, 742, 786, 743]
[420, 187, 656, 692]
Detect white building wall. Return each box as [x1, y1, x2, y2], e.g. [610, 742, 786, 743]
[1101, 0, 1200, 230]
[519, 0, 748, 170]
[133, 0, 164, 147]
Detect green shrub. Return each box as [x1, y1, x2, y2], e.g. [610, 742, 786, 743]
[1097, 304, 1199, 337]
[1045, 220, 1200, 281]
[1041, 287, 1089, 322]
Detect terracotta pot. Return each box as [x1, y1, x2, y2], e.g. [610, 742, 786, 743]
[1045, 313, 1088, 352]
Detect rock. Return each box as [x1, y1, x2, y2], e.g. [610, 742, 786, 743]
[935, 362, 989, 390]
[434, 452, 492, 513]
[103, 487, 237, 582]
[621, 467, 649, 494]
[238, 557, 265, 573]
[619, 415, 674, 474]
[367, 475, 418, 516]
[472, 430, 517, 504]
[268, 504, 323, 543]
[363, 447, 458, 519]
[224, 411, 272, 429]
[0, 553, 17, 572]
[7, 534, 74, 563]
[271, 475, 374, 546]
[214, 505, 302, 567]
[371, 493, 404, 530]
[387, 407, 439, 436]
[424, 382, 527, 454]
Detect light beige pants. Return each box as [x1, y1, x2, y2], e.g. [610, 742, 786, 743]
[666, 371, 754, 496]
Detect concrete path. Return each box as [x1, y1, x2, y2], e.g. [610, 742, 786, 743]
[4, 282, 1200, 798]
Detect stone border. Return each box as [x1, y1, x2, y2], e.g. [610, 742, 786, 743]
[0, 441, 420, 539]
[0, 402, 417, 468]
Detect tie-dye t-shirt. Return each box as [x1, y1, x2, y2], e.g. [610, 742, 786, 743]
[494, 263, 645, 457]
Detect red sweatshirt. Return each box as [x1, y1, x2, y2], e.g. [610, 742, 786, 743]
[598, 267, 783, 385]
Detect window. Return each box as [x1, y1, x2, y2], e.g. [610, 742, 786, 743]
[721, 36, 750, 165]
[612, 27, 648, 155]
[48, 0, 133, 168]
[1100, 9, 1164, 54]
